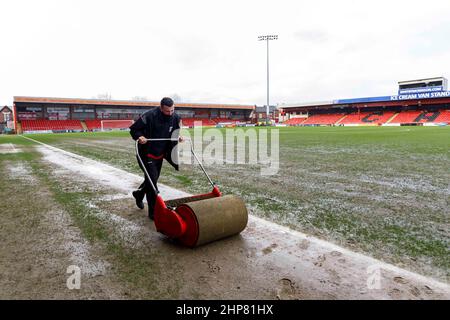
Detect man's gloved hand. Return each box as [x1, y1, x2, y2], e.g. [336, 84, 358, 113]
[138, 136, 148, 144]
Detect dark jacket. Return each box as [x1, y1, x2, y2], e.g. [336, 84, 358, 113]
[130, 108, 181, 170]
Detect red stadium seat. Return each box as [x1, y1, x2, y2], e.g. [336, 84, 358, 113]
[283, 118, 306, 125]
[339, 111, 395, 125]
[84, 120, 102, 130]
[85, 120, 133, 131]
[433, 110, 450, 123]
[302, 114, 344, 125]
[21, 120, 83, 131]
[181, 118, 218, 127]
[389, 110, 422, 123]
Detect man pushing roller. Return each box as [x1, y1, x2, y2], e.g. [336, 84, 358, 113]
[129, 97, 184, 220]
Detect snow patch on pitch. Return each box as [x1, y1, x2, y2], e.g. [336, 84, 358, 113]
[25, 135, 450, 298]
[34, 141, 189, 200]
[0, 143, 20, 154]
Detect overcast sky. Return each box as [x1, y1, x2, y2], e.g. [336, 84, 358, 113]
[1, 0, 450, 107]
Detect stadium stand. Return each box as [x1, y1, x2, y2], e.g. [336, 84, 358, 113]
[282, 109, 450, 126]
[280, 77, 450, 126]
[301, 113, 345, 125]
[180, 118, 242, 127]
[339, 111, 396, 125]
[213, 118, 236, 123]
[84, 120, 133, 131]
[181, 118, 217, 127]
[283, 118, 306, 125]
[21, 120, 83, 131]
[84, 120, 102, 131]
[433, 109, 450, 123]
[20, 117, 247, 132]
[13, 97, 254, 134]
[384, 110, 422, 124]
[413, 111, 442, 123]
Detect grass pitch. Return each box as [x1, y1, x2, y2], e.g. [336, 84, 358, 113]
[1, 126, 449, 282]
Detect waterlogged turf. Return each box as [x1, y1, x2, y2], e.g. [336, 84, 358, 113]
[2, 125, 449, 282]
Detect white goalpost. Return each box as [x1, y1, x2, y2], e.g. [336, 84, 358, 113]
[100, 119, 134, 132]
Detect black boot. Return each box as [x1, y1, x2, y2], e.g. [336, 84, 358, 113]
[132, 190, 145, 209]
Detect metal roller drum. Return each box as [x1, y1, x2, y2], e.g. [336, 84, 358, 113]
[135, 139, 249, 247]
[176, 195, 248, 247]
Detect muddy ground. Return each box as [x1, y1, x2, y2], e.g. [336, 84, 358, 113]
[22, 128, 450, 282]
[0, 136, 448, 299]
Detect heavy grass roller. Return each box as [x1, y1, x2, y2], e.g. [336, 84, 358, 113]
[135, 138, 248, 247]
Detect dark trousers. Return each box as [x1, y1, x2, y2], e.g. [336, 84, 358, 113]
[136, 154, 163, 218]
